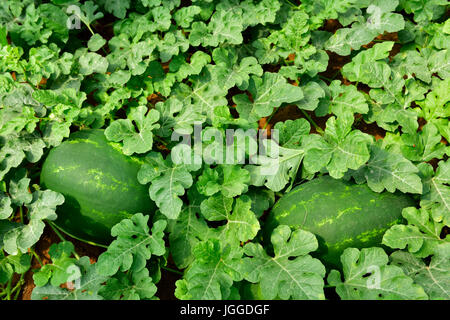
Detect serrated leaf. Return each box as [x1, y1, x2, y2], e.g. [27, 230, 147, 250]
[32, 241, 80, 287]
[274, 118, 310, 149]
[87, 33, 106, 52]
[303, 114, 373, 178]
[31, 256, 107, 300]
[390, 243, 450, 300]
[169, 190, 211, 269]
[326, 3, 404, 55]
[211, 47, 263, 91]
[0, 251, 31, 284]
[96, 214, 166, 276]
[233, 72, 303, 122]
[401, 123, 448, 162]
[98, 267, 157, 300]
[328, 247, 428, 300]
[3, 190, 64, 255]
[8, 168, 32, 206]
[78, 52, 108, 75]
[246, 139, 304, 192]
[105, 106, 160, 155]
[138, 152, 200, 219]
[175, 239, 243, 300]
[382, 207, 449, 257]
[0, 192, 12, 220]
[197, 165, 250, 198]
[328, 80, 368, 117]
[189, 7, 243, 47]
[242, 225, 325, 300]
[419, 160, 450, 225]
[155, 97, 205, 137]
[349, 143, 423, 194]
[200, 195, 260, 246]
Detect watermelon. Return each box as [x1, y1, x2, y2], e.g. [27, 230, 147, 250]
[265, 175, 416, 268]
[40, 129, 155, 246]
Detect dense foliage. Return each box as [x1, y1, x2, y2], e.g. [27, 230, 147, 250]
[0, 0, 448, 300]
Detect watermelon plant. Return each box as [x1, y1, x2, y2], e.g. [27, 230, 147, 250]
[0, 0, 449, 301]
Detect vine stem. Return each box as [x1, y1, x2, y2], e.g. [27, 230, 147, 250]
[12, 274, 25, 300]
[318, 75, 333, 82]
[29, 247, 43, 267]
[46, 221, 80, 260]
[161, 266, 184, 276]
[154, 135, 168, 146]
[300, 109, 324, 135]
[262, 112, 275, 130]
[5, 277, 13, 300]
[19, 206, 23, 223]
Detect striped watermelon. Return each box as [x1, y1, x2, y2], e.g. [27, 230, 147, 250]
[40, 129, 155, 246]
[265, 175, 416, 268]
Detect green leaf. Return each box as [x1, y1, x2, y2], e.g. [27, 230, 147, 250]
[189, 7, 243, 47]
[419, 160, 450, 225]
[138, 152, 200, 219]
[3, 190, 64, 255]
[96, 213, 166, 277]
[233, 72, 303, 122]
[390, 243, 450, 300]
[0, 132, 46, 180]
[87, 34, 106, 52]
[211, 47, 263, 90]
[326, 2, 404, 55]
[78, 52, 108, 75]
[78, 1, 104, 26]
[244, 187, 275, 219]
[343, 50, 427, 134]
[246, 139, 304, 192]
[103, 0, 130, 19]
[0, 192, 12, 220]
[303, 114, 373, 178]
[169, 190, 211, 269]
[274, 118, 310, 149]
[200, 195, 260, 246]
[31, 256, 107, 300]
[98, 267, 157, 300]
[32, 241, 79, 287]
[428, 49, 450, 80]
[172, 69, 227, 122]
[157, 30, 190, 63]
[400, 123, 448, 162]
[173, 5, 201, 28]
[0, 251, 31, 284]
[349, 143, 423, 194]
[416, 78, 450, 141]
[197, 165, 250, 198]
[295, 81, 326, 111]
[242, 225, 325, 300]
[105, 106, 160, 155]
[400, 0, 448, 22]
[382, 207, 449, 258]
[155, 97, 206, 137]
[107, 34, 155, 75]
[328, 80, 368, 117]
[8, 168, 32, 206]
[328, 247, 428, 300]
[175, 239, 243, 300]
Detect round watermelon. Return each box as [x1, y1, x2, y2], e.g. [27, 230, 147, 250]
[265, 175, 416, 268]
[40, 129, 155, 246]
